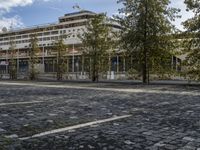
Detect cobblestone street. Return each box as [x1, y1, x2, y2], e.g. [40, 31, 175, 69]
[0, 81, 200, 150]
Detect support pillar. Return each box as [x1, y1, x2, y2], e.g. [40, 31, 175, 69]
[81, 55, 84, 79]
[123, 56, 126, 73]
[17, 49, 19, 74]
[117, 55, 119, 73]
[72, 44, 75, 73]
[109, 55, 111, 79]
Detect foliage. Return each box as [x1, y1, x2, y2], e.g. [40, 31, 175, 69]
[127, 68, 140, 80]
[182, 0, 200, 80]
[116, 0, 180, 83]
[29, 34, 40, 80]
[53, 35, 68, 80]
[79, 13, 115, 82]
[8, 40, 17, 80]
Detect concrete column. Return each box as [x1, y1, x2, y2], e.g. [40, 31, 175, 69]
[72, 44, 75, 73]
[17, 49, 19, 74]
[109, 55, 111, 79]
[89, 57, 92, 78]
[42, 47, 45, 65]
[81, 55, 84, 78]
[123, 56, 126, 73]
[53, 59, 55, 72]
[42, 47, 45, 73]
[67, 57, 69, 73]
[117, 55, 119, 73]
[131, 55, 133, 69]
[176, 57, 178, 71]
[6, 49, 8, 74]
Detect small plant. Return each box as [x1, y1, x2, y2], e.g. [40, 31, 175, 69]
[127, 68, 140, 80]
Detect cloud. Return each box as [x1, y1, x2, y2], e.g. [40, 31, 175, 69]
[48, 6, 65, 13]
[170, 0, 194, 30]
[0, 0, 33, 14]
[0, 15, 24, 30]
[0, 0, 52, 31]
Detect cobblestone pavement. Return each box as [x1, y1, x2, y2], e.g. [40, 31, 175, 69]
[0, 81, 200, 150]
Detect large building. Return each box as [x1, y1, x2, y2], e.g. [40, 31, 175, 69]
[0, 10, 181, 80]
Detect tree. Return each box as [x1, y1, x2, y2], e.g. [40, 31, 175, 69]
[8, 40, 17, 80]
[117, 0, 180, 83]
[79, 13, 114, 82]
[29, 34, 40, 80]
[182, 0, 200, 80]
[53, 35, 68, 80]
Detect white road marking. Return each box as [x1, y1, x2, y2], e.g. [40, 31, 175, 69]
[20, 114, 132, 140]
[0, 82, 199, 96]
[0, 101, 43, 106]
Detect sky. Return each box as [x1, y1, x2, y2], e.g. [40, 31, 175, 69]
[0, 0, 195, 31]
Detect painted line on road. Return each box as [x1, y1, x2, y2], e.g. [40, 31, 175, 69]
[0, 101, 44, 106]
[0, 82, 200, 96]
[19, 114, 132, 140]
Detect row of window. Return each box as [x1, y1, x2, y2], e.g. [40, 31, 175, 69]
[0, 28, 85, 42]
[0, 34, 83, 46]
[59, 15, 92, 23]
[0, 22, 87, 38]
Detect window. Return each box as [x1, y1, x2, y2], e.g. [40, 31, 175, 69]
[44, 32, 50, 36]
[51, 37, 55, 40]
[37, 33, 43, 36]
[51, 31, 58, 35]
[16, 36, 21, 39]
[22, 35, 28, 38]
[10, 37, 15, 40]
[55, 36, 58, 40]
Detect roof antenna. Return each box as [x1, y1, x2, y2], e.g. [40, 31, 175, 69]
[10, 22, 14, 31]
[72, 4, 83, 11]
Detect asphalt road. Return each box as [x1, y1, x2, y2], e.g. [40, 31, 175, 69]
[0, 81, 200, 150]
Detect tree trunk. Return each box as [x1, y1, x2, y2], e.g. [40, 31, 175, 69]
[142, 0, 148, 84]
[142, 55, 147, 84]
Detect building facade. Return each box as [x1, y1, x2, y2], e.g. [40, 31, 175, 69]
[0, 10, 181, 80]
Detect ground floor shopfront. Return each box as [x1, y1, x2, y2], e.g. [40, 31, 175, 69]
[0, 55, 181, 80]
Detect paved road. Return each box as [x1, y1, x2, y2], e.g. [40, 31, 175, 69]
[0, 81, 200, 150]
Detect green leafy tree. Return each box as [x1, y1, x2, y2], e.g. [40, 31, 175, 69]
[79, 13, 114, 82]
[53, 35, 68, 80]
[117, 0, 180, 83]
[8, 40, 17, 80]
[29, 34, 40, 80]
[182, 0, 200, 80]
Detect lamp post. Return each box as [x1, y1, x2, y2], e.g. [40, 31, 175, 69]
[17, 49, 19, 74]
[42, 46, 45, 73]
[42, 46, 45, 65]
[72, 43, 75, 73]
[6, 49, 8, 74]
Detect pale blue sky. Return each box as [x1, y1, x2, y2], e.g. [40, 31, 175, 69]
[0, 0, 194, 31]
